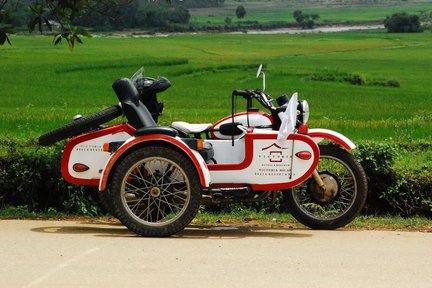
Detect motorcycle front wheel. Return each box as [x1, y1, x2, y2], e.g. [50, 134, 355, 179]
[108, 146, 201, 237]
[285, 144, 367, 229]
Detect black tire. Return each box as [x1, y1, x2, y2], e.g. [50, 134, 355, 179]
[108, 146, 202, 237]
[97, 191, 118, 217]
[38, 105, 123, 146]
[285, 145, 368, 229]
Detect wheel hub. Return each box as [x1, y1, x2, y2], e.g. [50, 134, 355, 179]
[150, 187, 161, 198]
[310, 173, 339, 203]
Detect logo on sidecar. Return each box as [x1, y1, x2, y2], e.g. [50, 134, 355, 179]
[260, 143, 289, 163]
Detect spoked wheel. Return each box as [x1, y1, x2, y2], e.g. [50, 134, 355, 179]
[285, 145, 367, 229]
[108, 146, 201, 237]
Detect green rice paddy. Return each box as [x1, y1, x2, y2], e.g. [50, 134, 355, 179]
[1, 29, 431, 143]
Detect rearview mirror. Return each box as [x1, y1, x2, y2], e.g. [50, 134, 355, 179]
[256, 64, 263, 78]
[256, 64, 266, 91]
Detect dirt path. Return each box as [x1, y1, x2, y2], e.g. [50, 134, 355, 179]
[1, 219, 431, 288]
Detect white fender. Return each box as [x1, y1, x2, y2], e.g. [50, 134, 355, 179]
[308, 128, 356, 150]
[98, 134, 211, 191]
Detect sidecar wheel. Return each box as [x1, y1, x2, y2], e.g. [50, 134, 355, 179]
[285, 145, 367, 230]
[108, 146, 201, 237]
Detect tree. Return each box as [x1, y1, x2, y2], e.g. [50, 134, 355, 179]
[0, 1, 15, 45]
[293, 10, 304, 23]
[0, 0, 171, 50]
[292, 10, 319, 29]
[384, 12, 422, 33]
[235, 5, 246, 19]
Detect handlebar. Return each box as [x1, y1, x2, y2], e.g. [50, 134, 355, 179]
[232, 89, 254, 98]
[232, 89, 276, 111]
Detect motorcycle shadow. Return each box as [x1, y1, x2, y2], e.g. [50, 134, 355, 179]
[175, 224, 312, 239]
[31, 221, 312, 239]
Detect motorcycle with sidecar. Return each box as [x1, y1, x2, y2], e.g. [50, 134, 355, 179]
[39, 66, 367, 237]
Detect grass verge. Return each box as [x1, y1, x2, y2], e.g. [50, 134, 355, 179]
[193, 211, 432, 232]
[2, 207, 429, 233]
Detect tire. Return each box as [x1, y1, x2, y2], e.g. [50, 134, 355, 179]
[97, 191, 118, 217]
[108, 146, 202, 237]
[38, 105, 122, 146]
[285, 145, 368, 229]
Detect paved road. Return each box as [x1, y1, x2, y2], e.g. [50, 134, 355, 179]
[1, 219, 431, 288]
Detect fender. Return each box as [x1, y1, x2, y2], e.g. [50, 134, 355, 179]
[308, 128, 356, 151]
[98, 134, 211, 191]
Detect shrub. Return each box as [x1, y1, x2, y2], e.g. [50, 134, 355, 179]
[310, 70, 400, 88]
[0, 139, 431, 218]
[384, 12, 422, 33]
[0, 139, 102, 215]
[355, 143, 432, 217]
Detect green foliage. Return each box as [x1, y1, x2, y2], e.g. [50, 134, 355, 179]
[235, 5, 246, 19]
[0, 139, 102, 216]
[383, 171, 432, 216]
[384, 12, 422, 33]
[293, 9, 320, 29]
[0, 1, 15, 45]
[0, 139, 431, 217]
[310, 70, 400, 88]
[355, 143, 432, 217]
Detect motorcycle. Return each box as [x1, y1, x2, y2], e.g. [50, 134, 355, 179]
[39, 66, 368, 237]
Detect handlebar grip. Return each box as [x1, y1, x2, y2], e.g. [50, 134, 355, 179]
[232, 90, 252, 97]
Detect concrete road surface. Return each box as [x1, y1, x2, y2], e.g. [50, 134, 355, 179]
[1, 219, 431, 288]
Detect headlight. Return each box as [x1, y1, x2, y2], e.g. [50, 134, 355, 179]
[298, 100, 310, 124]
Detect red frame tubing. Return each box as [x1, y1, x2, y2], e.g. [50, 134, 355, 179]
[98, 135, 209, 191]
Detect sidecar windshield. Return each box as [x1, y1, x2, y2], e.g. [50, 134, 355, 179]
[131, 67, 144, 83]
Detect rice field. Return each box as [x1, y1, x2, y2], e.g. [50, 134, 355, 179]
[190, 0, 432, 25]
[0, 30, 431, 143]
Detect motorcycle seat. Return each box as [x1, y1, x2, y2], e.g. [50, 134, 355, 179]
[171, 121, 212, 135]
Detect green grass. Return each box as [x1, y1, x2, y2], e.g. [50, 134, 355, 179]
[190, 0, 432, 25]
[0, 206, 65, 219]
[1, 206, 430, 231]
[194, 210, 432, 231]
[1, 31, 431, 143]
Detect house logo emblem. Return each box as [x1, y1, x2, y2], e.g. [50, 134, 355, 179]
[260, 143, 288, 163]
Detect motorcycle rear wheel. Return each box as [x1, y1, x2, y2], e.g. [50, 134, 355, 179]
[285, 144, 367, 229]
[38, 105, 122, 146]
[108, 146, 201, 237]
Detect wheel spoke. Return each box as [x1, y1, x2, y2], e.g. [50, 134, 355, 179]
[293, 153, 358, 220]
[120, 156, 192, 226]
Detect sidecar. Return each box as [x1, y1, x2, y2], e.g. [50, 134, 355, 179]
[59, 78, 211, 237]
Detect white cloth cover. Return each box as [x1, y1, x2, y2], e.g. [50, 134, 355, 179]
[277, 92, 298, 141]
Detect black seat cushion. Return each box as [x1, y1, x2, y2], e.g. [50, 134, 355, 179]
[135, 126, 178, 137]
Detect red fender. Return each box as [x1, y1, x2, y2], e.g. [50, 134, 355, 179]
[308, 128, 356, 150]
[98, 135, 211, 191]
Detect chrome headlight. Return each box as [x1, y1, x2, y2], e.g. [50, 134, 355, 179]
[298, 100, 310, 124]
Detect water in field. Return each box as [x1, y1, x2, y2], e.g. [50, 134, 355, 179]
[229, 25, 384, 35]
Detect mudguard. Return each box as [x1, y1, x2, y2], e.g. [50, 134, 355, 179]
[308, 128, 356, 150]
[98, 134, 211, 191]
[61, 124, 136, 186]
